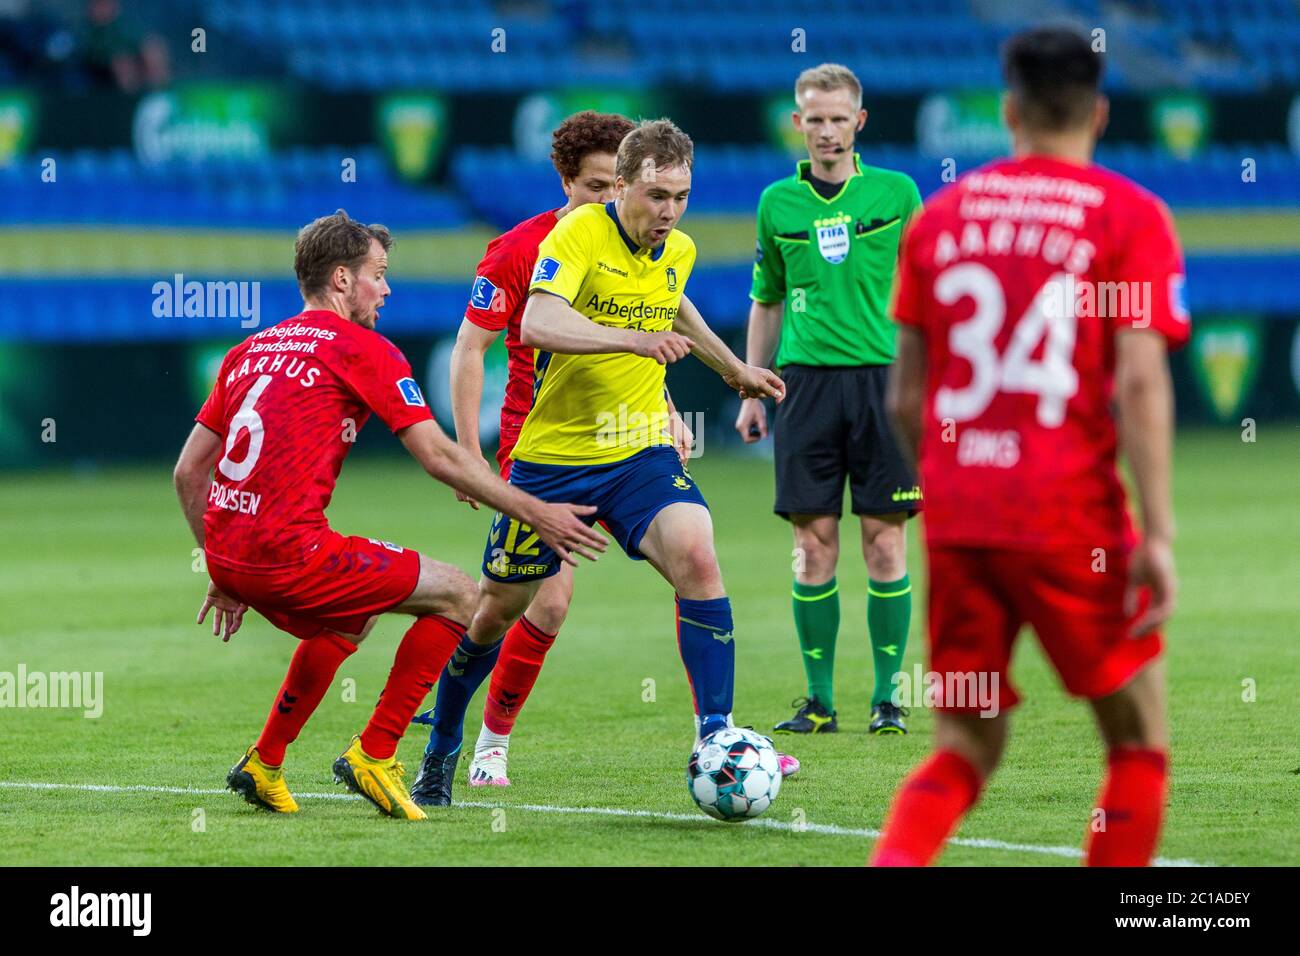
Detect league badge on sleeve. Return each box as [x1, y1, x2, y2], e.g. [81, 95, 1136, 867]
[396, 377, 426, 407]
[470, 275, 499, 311]
[1169, 273, 1189, 324]
[532, 257, 561, 283]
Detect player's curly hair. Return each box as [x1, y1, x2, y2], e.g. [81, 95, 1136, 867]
[295, 209, 392, 298]
[550, 111, 635, 182]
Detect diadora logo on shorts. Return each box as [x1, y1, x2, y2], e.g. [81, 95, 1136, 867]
[470, 275, 498, 310]
[396, 377, 426, 407]
[666, 266, 677, 291]
[891, 485, 922, 503]
[532, 257, 561, 283]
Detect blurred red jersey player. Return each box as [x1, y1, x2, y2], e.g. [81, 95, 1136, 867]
[874, 27, 1189, 866]
[172, 210, 604, 821]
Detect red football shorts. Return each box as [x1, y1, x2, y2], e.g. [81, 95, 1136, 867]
[925, 545, 1162, 713]
[207, 531, 421, 640]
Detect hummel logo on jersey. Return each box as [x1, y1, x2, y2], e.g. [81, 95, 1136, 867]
[470, 275, 498, 310]
[532, 256, 561, 283]
[397, 377, 426, 407]
[666, 266, 677, 291]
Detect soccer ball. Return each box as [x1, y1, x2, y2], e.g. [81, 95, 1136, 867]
[687, 727, 781, 822]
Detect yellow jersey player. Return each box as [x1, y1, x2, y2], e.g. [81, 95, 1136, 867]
[462, 119, 795, 784]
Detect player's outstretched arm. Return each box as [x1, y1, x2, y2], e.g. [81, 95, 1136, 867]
[734, 299, 785, 442]
[449, 318, 500, 510]
[675, 294, 785, 401]
[1115, 328, 1178, 635]
[399, 419, 607, 565]
[886, 326, 927, 468]
[521, 290, 695, 363]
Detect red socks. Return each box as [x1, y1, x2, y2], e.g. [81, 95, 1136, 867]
[483, 616, 556, 735]
[870, 749, 983, 867]
[1085, 747, 1169, 867]
[360, 615, 465, 760]
[255, 630, 356, 767]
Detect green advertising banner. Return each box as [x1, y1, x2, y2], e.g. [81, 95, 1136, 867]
[915, 91, 1011, 158]
[376, 93, 448, 182]
[763, 92, 806, 158]
[132, 85, 292, 164]
[1151, 93, 1212, 159]
[512, 89, 662, 160]
[1189, 316, 1262, 422]
[0, 89, 35, 164]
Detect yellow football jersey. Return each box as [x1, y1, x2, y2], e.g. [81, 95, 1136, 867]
[512, 201, 697, 465]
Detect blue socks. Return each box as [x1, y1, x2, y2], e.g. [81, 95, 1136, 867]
[675, 596, 735, 738]
[421, 633, 503, 756]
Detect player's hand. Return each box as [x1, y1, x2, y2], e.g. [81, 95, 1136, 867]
[197, 581, 247, 643]
[455, 452, 494, 510]
[666, 411, 694, 466]
[529, 502, 608, 567]
[633, 331, 695, 365]
[1126, 537, 1177, 637]
[734, 397, 768, 443]
[724, 364, 785, 402]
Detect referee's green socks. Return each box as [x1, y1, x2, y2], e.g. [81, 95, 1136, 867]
[868, 575, 912, 706]
[792, 578, 839, 710]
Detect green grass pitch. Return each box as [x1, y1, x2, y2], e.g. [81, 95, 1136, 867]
[0, 429, 1295, 866]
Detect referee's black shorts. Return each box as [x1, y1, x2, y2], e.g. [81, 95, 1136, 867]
[772, 364, 921, 520]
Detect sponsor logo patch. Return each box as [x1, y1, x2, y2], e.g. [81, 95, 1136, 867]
[1169, 273, 1189, 323]
[397, 377, 426, 407]
[532, 256, 561, 283]
[816, 221, 850, 264]
[469, 275, 498, 310]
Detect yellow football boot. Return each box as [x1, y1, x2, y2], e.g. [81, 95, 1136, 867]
[332, 736, 426, 820]
[227, 746, 299, 813]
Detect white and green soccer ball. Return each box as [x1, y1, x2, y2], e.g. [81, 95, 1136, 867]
[687, 727, 781, 822]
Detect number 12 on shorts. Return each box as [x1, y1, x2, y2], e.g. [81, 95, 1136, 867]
[496, 516, 540, 557]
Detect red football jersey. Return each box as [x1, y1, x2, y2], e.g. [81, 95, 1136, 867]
[195, 309, 433, 571]
[463, 208, 560, 461]
[893, 155, 1190, 550]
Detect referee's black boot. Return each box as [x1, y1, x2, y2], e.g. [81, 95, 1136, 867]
[869, 701, 909, 735]
[774, 696, 838, 734]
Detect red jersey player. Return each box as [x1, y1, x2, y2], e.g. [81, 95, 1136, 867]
[409, 112, 719, 804]
[872, 27, 1188, 866]
[172, 210, 605, 821]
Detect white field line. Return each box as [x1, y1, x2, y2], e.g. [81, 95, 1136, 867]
[0, 780, 1211, 867]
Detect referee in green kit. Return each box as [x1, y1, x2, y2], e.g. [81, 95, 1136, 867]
[736, 63, 922, 735]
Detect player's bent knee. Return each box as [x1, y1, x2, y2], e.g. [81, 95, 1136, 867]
[399, 554, 477, 625]
[675, 544, 725, 598]
[470, 579, 535, 641]
[526, 591, 570, 633]
[1090, 663, 1168, 751]
[935, 712, 1007, 778]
